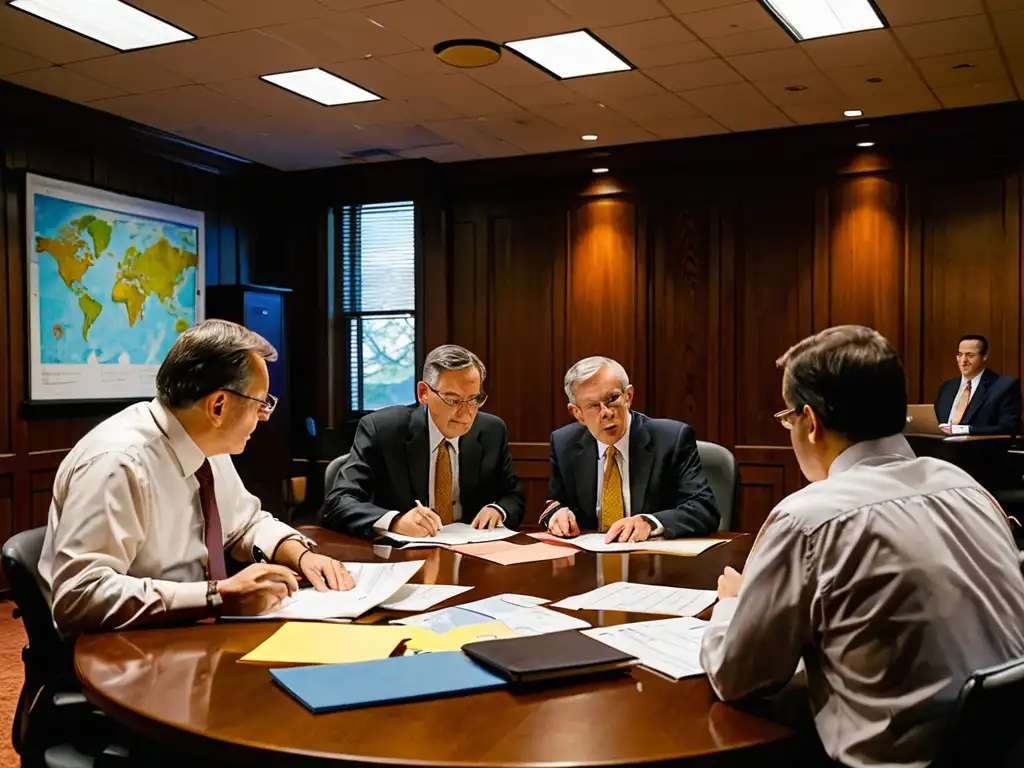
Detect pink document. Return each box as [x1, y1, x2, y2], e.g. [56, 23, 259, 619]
[451, 540, 577, 565]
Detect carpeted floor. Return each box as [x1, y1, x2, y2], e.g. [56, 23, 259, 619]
[0, 601, 26, 768]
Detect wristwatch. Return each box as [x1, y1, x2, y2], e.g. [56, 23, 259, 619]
[206, 580, 223, 610]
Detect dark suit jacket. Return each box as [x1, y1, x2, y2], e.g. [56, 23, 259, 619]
[934, 369, 1023, 436]
[322, 405, 525, 539]
[543, 412, 720, 538]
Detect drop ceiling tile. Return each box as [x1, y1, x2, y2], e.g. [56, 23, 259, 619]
[646, 58, 743, 91]
[539, 101, 647, 131]
[4, 67, 126, 103]
[359, 0, 485, 48]
[629, 41, 719, 68]
[263, 11, 420, 62]
[753, 72, 847, 107]
[782, 100, 863, 125]
[704, 27, 795, 57]
[205, 76, 328, 116]
[916, 49, 1008, 89]
[67, 55, 192, 94]
[893, 16, 995, 59]
[562, 71, 665, 101]
[726, 48, 819, 81]
[329, 57, 427, 99]
[498, 81, 590, 108]
[0, 43, 49, 76]
[663, 0, 748, 12]
[680, 81, 773, 112]
[421, 118, 523, 157]
[874, 0, 984, 26]
[465, 54, 553, 89]
[0, 6, 112, 64]
[602, 92, 705, 122]
[827, 60, 929, 97]
[415, 73, 522, 117]
[853, 87, 942, 116]
[398, 143, 481, 162]
[439, 0, 576, 40]
[341, 123, 449, 151]
[712, 106, 793, 132]
[91, 85, 262, 133]
[800, 30, 905, 70]
[206, 0, 326, 26]
[138, 30, 316, 84]
[640, 115, 729, 139]
[597, 17, 697, 51]
[325, 97, 461, 126]
[993, 11, 1024, 48]
[933, 78, 1018, 108]
[131, 0, 250, 35]
[471, 111, 574, 152]
[547, 0, 671, 27]
[321, 0, 409, 8]
[988, 0, 1024, 9]
[677, 3, 778, 39]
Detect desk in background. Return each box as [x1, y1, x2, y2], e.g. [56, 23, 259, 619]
[904, 435, 1016, 493]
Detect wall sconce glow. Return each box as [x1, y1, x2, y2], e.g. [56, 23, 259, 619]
[857, 141, 875, 147]
[762, 0, 886, 41]
[844, 109, 863, 117]
[592, 167, 609, 174]
[10, 0, 194, 50]
[261, 68, 381, 106]
[505, 30, 632, 79]
[581, 134, 599, 141]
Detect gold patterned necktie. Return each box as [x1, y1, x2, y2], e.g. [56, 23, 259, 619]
[435, 440, 453, 525]
[952, 379, 972, 425]
[601, 445, 625, 532]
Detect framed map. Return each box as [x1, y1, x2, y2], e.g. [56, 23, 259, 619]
[25, 174, 205, 402]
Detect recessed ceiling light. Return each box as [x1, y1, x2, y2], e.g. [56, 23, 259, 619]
[844, 109, 863, 117]
[857, 141, 875, 147]
[505, 30, 632, 80]
[784, 84, 808, 92]
[592, 167, 609, 174]
[9, 0, 194, 51]
[261, 68, 381, 106]
[581, 134, 598, 141]
[762, 0, 886, 42]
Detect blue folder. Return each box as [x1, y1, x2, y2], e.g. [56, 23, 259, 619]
[270, 652, 508, 714]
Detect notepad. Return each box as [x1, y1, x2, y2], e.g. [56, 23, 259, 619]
[270, 652, 508, 713]
[239, 622, 428, 665]
[453, 541, 577, 565]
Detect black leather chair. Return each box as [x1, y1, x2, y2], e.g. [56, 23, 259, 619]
[934, 656, 1024, 767]
[2, 527, 126, 767]
[324, 452, 350, 495]
[696, 441, 739, 532]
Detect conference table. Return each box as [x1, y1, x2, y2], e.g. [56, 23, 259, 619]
[74, 527, 798, 767]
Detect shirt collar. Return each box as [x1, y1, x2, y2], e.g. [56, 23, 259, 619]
[963, 369, 985, 386]
[597, 416, 631, 460]
[146, 398, 207, 478]
[828, 434, 915, 478]
[427, 407, 461, 455]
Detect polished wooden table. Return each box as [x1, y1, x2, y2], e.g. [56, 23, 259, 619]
[75, 528, 795, 767]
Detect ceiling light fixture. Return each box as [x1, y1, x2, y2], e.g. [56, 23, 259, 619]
[261, 68, 381, 106]
[592, 167, 609, 174]
[844, 109, 863, 117]
[434, 39, 501, 68]
[857, 141, 875, 147]
[581, 134, 598, 141]
[761, 0, 886, 42]
[9, 0, 194, 51]
[505, 30, 632, 80]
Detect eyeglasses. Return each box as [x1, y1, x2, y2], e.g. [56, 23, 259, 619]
[223, 389, 278, 416]
[581, 391, 626, 414]
[773, 407, 798, 430]
[426, 383, 487, 409]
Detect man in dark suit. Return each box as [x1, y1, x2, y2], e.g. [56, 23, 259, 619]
[934, 334, 1022, 436]
[541, 356, 719, 543]
[322, 345, 524, 540]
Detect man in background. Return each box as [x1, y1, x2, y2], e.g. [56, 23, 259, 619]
[935, 333, 1022, 435]
[323, 345, 524, 539]
[542, 356, 719, 542]
[701, 325, 1024, 768]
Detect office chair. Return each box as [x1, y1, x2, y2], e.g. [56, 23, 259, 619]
[933, 656, 1024, 767]
[695, 441, 739, 532]
[2, 528, 127, 767]
[324, 452, 351, 494]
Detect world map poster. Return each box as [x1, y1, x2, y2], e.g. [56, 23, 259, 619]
[26, 174, 205, 401]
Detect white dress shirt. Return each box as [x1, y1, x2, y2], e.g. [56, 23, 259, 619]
[39, 399, 304, 633]
[700, 434, 1024, 768]
[595, 420, 664, 536]
[943, 369, 984, 434]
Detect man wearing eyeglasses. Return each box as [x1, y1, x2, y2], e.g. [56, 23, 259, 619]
[39, 319, 355, 634]
[323, 345, 524, 539]
[541, 356, 719, 543]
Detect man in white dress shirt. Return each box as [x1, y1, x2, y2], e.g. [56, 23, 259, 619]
[39, 319, 354, 633]
[700, 325, 1024, 768]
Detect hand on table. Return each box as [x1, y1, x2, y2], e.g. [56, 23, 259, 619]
[297, 551, 355, 592]
[217, 563, 298, 615]
[471, 506, 503, 529]
[717, 566, 744, 600]
[605, 516, 652, 543]
[391, 502, 443, 537]
[547, 508, 580, 538]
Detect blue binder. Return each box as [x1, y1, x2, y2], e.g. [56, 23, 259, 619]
[270, 652, 508, 713]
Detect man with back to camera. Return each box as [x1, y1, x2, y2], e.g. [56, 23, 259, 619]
[39, 319, 355, 634]
[322, 344, 525, 540]
[700, 325, 1024, 768]
[935, 333, 1022, 435]
[541, 356, 719, 543]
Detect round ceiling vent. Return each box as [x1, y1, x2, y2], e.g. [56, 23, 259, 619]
[434, 39, 502, 68]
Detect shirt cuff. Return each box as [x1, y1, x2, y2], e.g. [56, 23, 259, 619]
[374, 510, 402, 532]
[952, 424, 970, 435]
[485, 504, 507, 522]
[641, 514, 664, 537]
[167, 581, 210, 612]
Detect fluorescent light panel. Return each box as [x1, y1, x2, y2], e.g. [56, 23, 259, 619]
[261, 68, 381, 106]
[10, 0, 193, 51]
[762, 0, 885, 41]
[505, 30, 631, 79]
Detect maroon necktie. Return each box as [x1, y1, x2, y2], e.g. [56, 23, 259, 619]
[195, 460, 227, 581]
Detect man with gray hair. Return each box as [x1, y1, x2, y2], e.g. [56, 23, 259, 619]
[39, 319, 355, 634]
[323, 344, 524, 539]
[542, 356, 719, 542]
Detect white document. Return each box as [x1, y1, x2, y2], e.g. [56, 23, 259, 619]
[392, 593, 589, 635]
[584, 618, 708, 680]
[386, 522, 518, 547]
[222, 560, 424, 621]
[553, 582, 717, 617]
[535, 532, 725, 555]
[379, 584, 473, 611]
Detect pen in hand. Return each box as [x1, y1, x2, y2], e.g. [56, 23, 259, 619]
[414, 499, 443, 537]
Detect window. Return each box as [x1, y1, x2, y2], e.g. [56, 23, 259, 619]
[339, 201, 416, 412]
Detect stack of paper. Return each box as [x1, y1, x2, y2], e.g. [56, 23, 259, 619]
[583, 618, 708, 680]
[394, 593, 590, 635]
[529, 532, 726, 556]
[379, 584, 473, 611]
[404, 621, 519, 652]
[553, 582, 717, 617]
[386, 523, 518, 548]
[452, 540, 577, 565]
